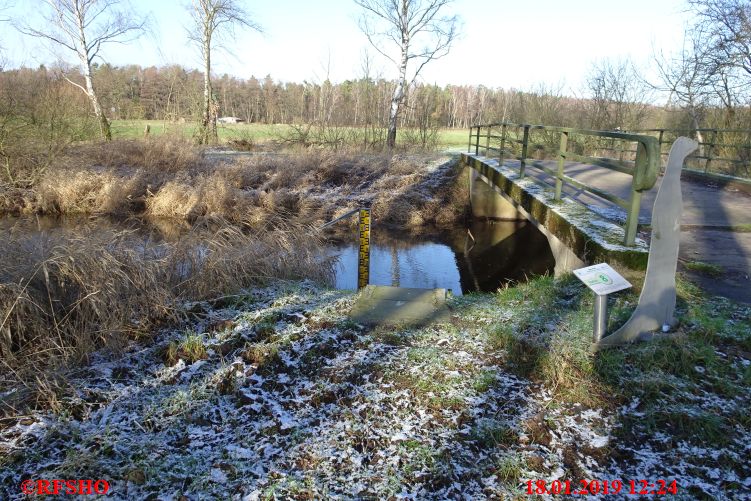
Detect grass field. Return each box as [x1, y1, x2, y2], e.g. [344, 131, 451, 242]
[111, 120, 471, 150]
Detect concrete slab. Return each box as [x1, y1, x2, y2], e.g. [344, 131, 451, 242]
[350, 285, 449, 326]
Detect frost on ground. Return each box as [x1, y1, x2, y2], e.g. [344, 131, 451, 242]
[1, 281, 749, 500]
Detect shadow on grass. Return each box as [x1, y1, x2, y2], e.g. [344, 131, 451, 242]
[1, 275, 749, 499]
[486, 274, 750, 499]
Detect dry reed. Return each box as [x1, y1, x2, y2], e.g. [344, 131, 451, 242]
[0, 218, 333, 416]
[11, 139, 467, 229]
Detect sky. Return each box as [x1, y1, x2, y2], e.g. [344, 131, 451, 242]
[3, 0, 695, 97]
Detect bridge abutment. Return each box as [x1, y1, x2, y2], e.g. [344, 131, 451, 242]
[469, 168, 525, 221]
[469, 167, 583, 276]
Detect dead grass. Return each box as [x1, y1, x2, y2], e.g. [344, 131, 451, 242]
[0, 218, 333, 416]
[7, 138, 466, 229]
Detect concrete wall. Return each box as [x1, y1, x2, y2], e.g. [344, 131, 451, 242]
[469, 166, 584, 276]
[469, 169, 526, 221]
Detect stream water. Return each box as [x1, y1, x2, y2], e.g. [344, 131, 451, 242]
[1, 216, 556, 295]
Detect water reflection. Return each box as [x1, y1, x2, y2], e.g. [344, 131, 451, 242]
[1, 215, 557, 295]
[331, 221, 556, 294]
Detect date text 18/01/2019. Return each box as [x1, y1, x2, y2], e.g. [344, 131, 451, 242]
[526, 479, 679, 496]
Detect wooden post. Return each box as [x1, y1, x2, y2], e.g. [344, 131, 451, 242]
[519, 125, 530, 178]
[555, 131, 568, 201]
[475, 126, 480, 155]
[485, 125, 491, 156]
[467, 126, 473, 153]
[357, 208, 371, 289]
[144, 124, 151, 137]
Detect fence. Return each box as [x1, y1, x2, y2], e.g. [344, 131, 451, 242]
[467, 122, 661, 246]
[631, 128, 751, 180]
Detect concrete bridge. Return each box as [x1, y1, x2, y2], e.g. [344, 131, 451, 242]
[462, 123, 751, 303]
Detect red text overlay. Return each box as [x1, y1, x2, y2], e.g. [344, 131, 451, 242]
[21, 479, 110, 496]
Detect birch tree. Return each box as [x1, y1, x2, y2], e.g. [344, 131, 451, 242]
[20, 0, 145, 140]
[188, 0, 260, 145]
[354, 0, 459, 148]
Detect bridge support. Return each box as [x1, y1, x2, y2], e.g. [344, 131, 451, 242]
[469, 169, 525, 220]
[470, 167, 584, 276]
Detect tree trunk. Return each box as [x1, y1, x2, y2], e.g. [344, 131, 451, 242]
[76, 16, 110, 141]
[84, 68, 111, 141]
[387, 9, 409, 149]
[201, 37, 218, 145]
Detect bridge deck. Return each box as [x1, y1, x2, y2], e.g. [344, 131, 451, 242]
[500, 157, 751, 303]
[512, 158, 751, 228]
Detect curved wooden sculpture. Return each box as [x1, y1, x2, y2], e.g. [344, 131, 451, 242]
[594, 137, 698, 350]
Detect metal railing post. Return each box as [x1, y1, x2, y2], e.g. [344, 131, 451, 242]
[499, 123, 507, 164]
[704, 129, 718, 173]
[555, 131, 568, 201]
[519, 125, 530, 178]
[623, 190, 642, 247]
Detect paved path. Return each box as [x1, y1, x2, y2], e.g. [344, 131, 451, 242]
[502, 158, 751, 303]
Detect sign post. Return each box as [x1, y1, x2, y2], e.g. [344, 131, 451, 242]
[573, 263, 632, 343]
[357, 208, 371, 289]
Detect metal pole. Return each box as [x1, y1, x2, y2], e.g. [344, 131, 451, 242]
[623, 190, 642, 246]
[499, 123, 507, 164]
[555, 131, 568, 201]
[520, 125, 530, 178]
[357, 208, 371, 289]
[593, 293, 608, 343]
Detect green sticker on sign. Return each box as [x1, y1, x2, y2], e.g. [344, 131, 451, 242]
[573, 263, 631, 296]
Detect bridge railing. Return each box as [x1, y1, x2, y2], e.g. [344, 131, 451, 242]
[467, 122, 660, 246]
[629, 128, 751, 180]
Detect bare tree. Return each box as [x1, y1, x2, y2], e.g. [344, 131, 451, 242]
[0, 4, 8, 70]
[690, 0, 751, 78]
[18, 0, 145, 140]
[584, 58, 653, 131]
[354, 0, 459, 148]
[188, 0, 261, 145]
[651, 31, 714, 141]
[688, 0, 751, 126]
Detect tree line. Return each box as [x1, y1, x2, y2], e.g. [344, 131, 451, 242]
[2, 0, 750, 149]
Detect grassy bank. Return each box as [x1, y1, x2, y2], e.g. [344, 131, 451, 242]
[109, 120, 470, 150]
[1, 275, 747, 498]
[1, 137, 468, 229]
